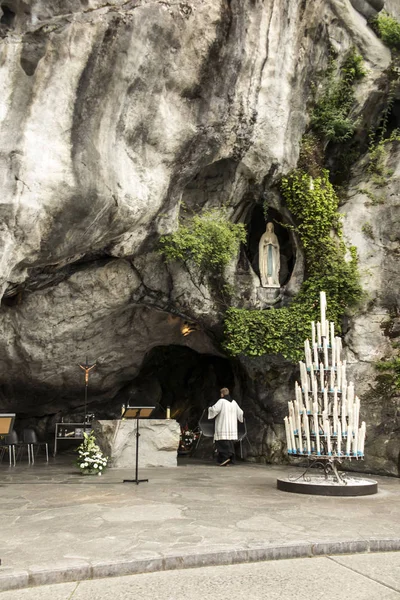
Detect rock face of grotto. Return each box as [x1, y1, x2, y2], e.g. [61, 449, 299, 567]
[0, 0, 399, 475]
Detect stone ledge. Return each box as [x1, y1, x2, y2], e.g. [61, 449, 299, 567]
[1, 538, 400, 593]
[93, 419, 181, 468]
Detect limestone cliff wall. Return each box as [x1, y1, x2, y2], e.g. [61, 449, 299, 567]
[0, 0, 398, 474]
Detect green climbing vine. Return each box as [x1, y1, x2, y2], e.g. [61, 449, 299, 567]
[375, 357, 400, 395]
[159, 208, 246, 275]
[367, 13, 400, 183]
[310, 48, 366, 143]
[223, 171, 362, 360]
[371, 313, 400, 397]
[371, 11, 400, 50]
[367, 82, 400, 185]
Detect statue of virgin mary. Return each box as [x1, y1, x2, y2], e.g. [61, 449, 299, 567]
[259, 222, 280, 287]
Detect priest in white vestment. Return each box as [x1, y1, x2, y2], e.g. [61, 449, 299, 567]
[208, 387, 244, 466]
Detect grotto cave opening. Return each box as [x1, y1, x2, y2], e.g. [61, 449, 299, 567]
[119, 345, 236, 432]
[246, 205, 294, 286]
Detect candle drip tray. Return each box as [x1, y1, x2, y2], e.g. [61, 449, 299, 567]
[277, 459, 378, 496]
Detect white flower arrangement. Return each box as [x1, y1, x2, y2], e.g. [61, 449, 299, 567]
[76, 431, 108, 476]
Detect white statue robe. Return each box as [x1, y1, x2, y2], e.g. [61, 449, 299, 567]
[259, 227, 280, 287]
[208, 398, 244, 441]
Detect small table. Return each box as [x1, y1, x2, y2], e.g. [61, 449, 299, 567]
[53, 423, 91, 456]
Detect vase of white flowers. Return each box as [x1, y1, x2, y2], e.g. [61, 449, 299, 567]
[76, 431, 108, 476]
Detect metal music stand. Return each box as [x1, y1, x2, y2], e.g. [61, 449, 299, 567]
[122, 406, 155, 485]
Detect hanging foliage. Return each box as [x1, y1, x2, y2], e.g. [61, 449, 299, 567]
[159, 208, 246, 275]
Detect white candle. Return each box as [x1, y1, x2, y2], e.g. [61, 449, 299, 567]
[312, 376, 318, 406]
[347, 388, 353, 424]
[331, 333, 336, 369]
[336, 337, 342, 365]
[297, 409, 303, 454]
[299, 361, 306, 390]
[294, 399, 299, 422]
[347, 381, 354, 404]
[358, 421, 366, 455]
[325, 320, 330, 346]
[317, 322, 322, 346]
[303, 411, 311, 454]
[354, 396, 360, 433]
[302, 362, 309, 391]
[352, 403, 358, 456]
[342, 360, 347, 392]
[289, 415, 297, 454]
[330, 322, 335, 347]
[342, 376, 347, 403]
[330, 368, 334, 391]
[295, 381, 301, 404]
[294, 400, 300, 434]
[320, 291, 326, 336]
[342, 398, 347, 433]
[297, 383, 302, 410]
[332, 405, 338, 435]
[284, 417, 292, 453]
[325, 420, 332, 455]
[346, 421, 352, 456]
[303, 371, 309, 398]
[337, 360, 342, 391]
[303, 389, 310, 414]
[314, 412, 321, 454]
[348, 392, 353, 427]
[337, 420, 342, 456]
[313, 342, 318, 367]
[311, 321, 316, 348]
[323, 337, 329, 369]
[323, 387, 328, 412]
[319, 362, 324, 392]
[333, 388, 338, 434]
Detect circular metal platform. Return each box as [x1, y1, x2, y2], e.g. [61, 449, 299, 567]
[277, 476, 378, 496]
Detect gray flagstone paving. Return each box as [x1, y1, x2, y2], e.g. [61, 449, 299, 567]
[0, 457, 399, 592]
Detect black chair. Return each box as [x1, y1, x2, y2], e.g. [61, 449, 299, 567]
[0, 430, 16, 466]
[0, 430, 31, 466]
[23, 428, 49, 463]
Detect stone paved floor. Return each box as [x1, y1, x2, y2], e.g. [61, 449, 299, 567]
[0, 457, 399, 591]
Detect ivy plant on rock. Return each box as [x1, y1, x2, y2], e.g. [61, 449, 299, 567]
[371, 11, 400, 50]
[159, 208, 247, 275]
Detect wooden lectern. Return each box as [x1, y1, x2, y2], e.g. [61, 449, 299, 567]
[122, 406, 155, 485]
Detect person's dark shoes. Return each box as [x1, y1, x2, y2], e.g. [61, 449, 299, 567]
[219, 458, 231, 466]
